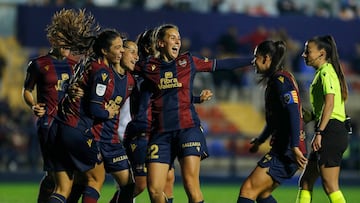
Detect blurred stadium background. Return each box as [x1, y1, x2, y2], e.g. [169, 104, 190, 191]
[1, 0, 360, 190]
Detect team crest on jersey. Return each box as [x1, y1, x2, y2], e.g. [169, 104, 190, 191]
[283, 90, 298, 104]
[96, 83, 107, 96]
[44, 65, 49, 71]
[151, 65, 156, 71]
[101, 73, 108, 82]
[178, 59, 187, 67]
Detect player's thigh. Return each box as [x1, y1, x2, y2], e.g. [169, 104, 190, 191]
[243, 166, 274, 192]
[147, 162, 170, 192]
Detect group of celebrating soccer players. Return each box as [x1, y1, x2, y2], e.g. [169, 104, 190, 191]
[23, 8, 350, 203]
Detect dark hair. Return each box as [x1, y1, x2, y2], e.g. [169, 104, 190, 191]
[92, 29, 121, 57]
[307, 35, 348, 101]
[256, 40, 287, 83]
[136, 29, 154, 59]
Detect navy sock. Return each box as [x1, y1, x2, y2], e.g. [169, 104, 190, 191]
[257, 195, 277, 203]
[48, 193, 66, 203]
[109, 190, 120, 203]
[237, 196, 255, 203]
[82, 186, 99, 203]
[38, 174, 55, 203]
[167, 197, 174, 203]
[117, 183, 135, 203]
[67, 183, 85, 203]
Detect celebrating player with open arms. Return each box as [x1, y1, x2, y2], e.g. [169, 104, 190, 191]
[135, 24, 252, 203]
[110, 28, 213, 203]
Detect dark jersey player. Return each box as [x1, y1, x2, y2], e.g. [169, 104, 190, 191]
[237, 40, 307, 203]
[135, 24, 252, 203]
[22, 8, 95, 203]
[92, 38, 140, 203]
[49, 29, 123, 203]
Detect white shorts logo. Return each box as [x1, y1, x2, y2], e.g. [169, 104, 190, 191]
[96, 83, 106, 96]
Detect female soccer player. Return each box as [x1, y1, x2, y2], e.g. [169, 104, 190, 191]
[22, 9, 97, 203]
[49, 29, 126, 203]
[296, 35, 349, 203]
[236, 40, 307, 203]
[110, 29, 213, 203]
[135, 24, 251, 203]
[92, 37, 140, 203]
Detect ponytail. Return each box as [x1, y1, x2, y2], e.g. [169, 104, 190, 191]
[308, 35, 348, 101]
[256, 40, 287, 83]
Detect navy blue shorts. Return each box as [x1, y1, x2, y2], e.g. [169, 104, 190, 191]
[52, 122, 101, 172]
[38, 120, 57, 171]
[98, 142, 131, 174]
[258, 151, 299, 184]
[147, 126, 209, 165]
[123, 135, 148, 176]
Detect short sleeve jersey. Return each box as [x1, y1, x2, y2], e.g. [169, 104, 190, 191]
[135, 52, 215, 133]
[310, 63, 346, 122]
[24, 54, 76, 124]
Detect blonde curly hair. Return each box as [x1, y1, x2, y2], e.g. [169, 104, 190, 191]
[46, 8, 100, 54]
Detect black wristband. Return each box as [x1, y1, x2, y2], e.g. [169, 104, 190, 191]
[315, 128, 323, 135]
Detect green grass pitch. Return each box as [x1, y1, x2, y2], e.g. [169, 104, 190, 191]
[0, 182, 359, 202]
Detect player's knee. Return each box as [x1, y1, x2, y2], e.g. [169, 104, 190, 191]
[148, 186, 164, 198]
[239, 180, 259, 198]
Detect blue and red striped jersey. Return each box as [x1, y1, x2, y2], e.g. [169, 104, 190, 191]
[57, 59, 102, 131]
[91, 66, 136, 144]
[136, 52, 251, 133]
[24, 54, 76, 125]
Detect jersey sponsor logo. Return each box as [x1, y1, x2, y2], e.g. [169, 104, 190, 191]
[178, 59, 187, 67]
[283, 90, 298, 104]
[105, 98, 121, 114]
[158, 71, 182, 89]
[112, 155, 128, 163]
[182, 142, 201, 149]
[96, 83, 107, 96]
